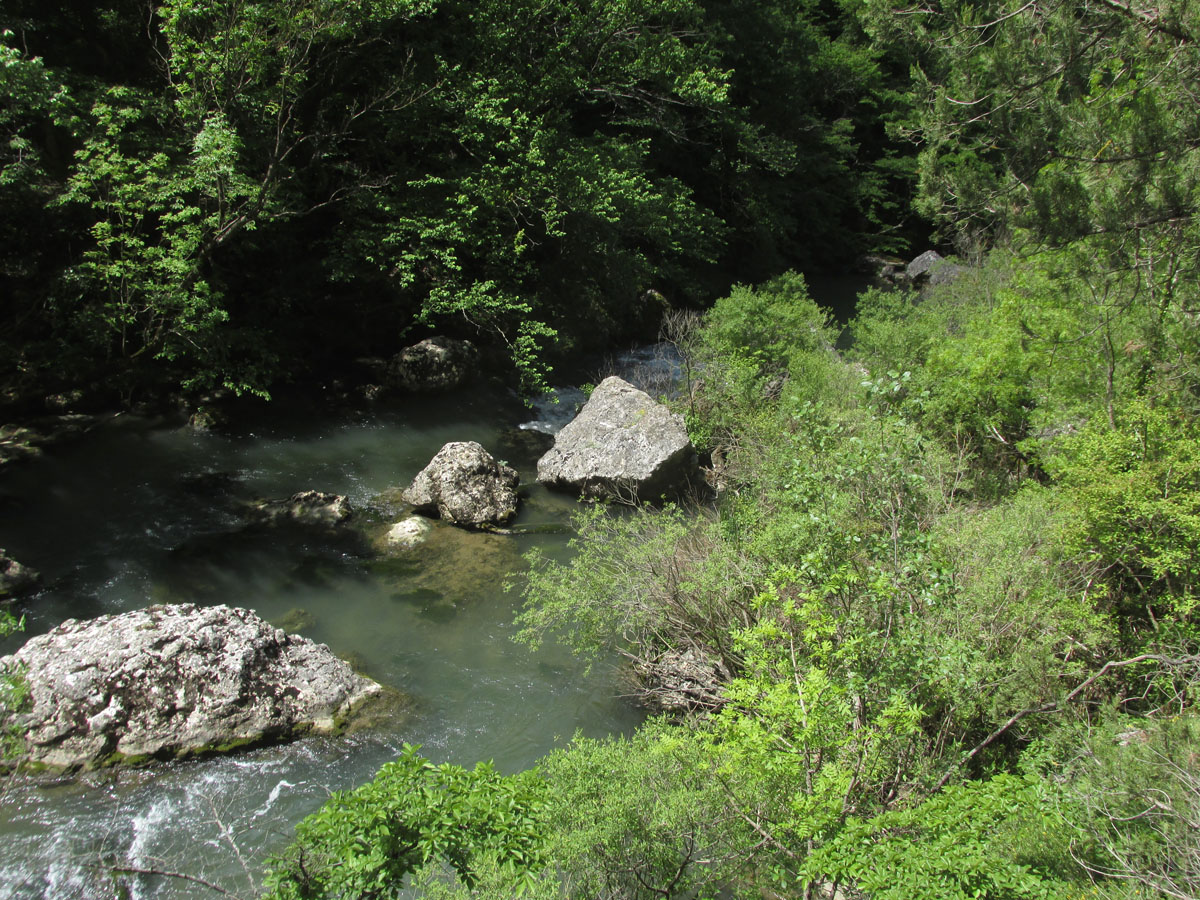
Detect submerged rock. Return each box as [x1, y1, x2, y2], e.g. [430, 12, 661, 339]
[381, 515, 433, 550]
[536, 376, 697, 502]
[247, 490, 353, 528]
[372, 522, 522, 599]
[403, 441, 519, 527]
[273, 606, 317, 634]
[0, 603, 381, 771]
[387, 336, 480, 392]
[0, 550, 39, 598]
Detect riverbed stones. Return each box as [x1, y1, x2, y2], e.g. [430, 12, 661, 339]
[383, 515, 433, 549]
[387, 336, 480, 392]
[403, 441, 519, 527]
[0, 550, 39, 598]
[536, 376, 697, 502]
[247, 490, 353, 527]
[0, 603, 381, 771]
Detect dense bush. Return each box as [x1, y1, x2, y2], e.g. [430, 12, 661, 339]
[263, 745, 547, 899]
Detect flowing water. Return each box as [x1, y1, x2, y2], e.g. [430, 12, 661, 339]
[0, 353, 682, 899]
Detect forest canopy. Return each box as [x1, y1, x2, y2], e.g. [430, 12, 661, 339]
[0, 0, 911, 404]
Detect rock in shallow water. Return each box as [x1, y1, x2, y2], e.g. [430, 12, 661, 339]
[387, 336, 479, 392]
[403, 441, 519, 527]
[536, 376, 697, 502]
[0, 603, 381, 771]
[246, 490, 353, 528]
[0, 549, 39, 598]
[382, 515, 433, 550]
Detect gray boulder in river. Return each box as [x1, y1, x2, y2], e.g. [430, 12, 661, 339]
[403, 441, 519, 527]
[387, 336, 480, 392]
[537, 376, 697, 502]
[0, 603, 381, 771]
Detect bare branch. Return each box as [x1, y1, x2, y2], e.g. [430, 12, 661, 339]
[88, 863, 246, 899]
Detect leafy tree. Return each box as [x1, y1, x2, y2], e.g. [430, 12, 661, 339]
[1056, 713, 1200, 900]
[263, 744, 547, 899]
[516, 503, 758, 694]
[534, 723, 745, 900]
[1, 0, 916, 403]
[870, 0, 1200, 416]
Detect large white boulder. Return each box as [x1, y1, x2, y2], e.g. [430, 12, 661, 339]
[536, 376, 697, 501]
[0, 603, 380, 771]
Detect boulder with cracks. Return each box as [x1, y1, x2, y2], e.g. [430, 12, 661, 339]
[537, 376, 697, 502]
[403, 441, 519, 527]
[0, 603, 381, 771]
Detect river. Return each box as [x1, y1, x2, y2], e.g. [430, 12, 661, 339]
[0, 350, 678, 899]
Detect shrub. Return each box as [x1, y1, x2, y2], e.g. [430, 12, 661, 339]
[262, 745, 547, 899]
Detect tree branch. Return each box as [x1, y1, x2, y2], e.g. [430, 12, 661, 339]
[935, 652, 1200, 790]
[89, 863, 245, 899]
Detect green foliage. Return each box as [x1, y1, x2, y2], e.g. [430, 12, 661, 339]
[0, 30, 62, 187]
[875, 0, 1200, 422]
[849, 242, 1200, 494]
[1053, 713, 1200, 900]
[515, 504, 757, 675]
[1, 0, 915, 403]
[850, 257, 1038, 474]
[1049, 401, 1200, 629]
[54, 90, 254, 391]
[684, 271, 849, 453]
[878, 0, 1200, 249]
[803, 774, 1079, 899]
[923, 488, 1112, 734]
[699, 272, 834, 380]
[707, 584, 927, 889]
[263, 744, 547, 899]
[534, 723, 745, 900]
[0, 607, 27, 763]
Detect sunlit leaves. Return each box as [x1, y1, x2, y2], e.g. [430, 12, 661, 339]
[263, 744, 548, 899]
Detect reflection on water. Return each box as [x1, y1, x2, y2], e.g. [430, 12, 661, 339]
[0, 381, 642, 899]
